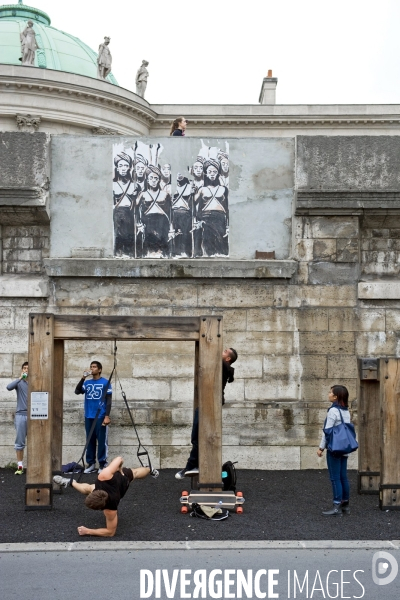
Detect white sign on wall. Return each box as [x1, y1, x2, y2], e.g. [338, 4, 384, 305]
[30, 392, 49, 419]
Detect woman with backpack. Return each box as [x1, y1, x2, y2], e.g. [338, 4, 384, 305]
[317, 385, 352, 517]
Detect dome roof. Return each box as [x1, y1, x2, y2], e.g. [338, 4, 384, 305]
[0, 2, 118, 85]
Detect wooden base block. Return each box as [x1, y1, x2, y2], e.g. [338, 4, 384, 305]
[25, 483, 53, 510]
[379, 485, 400, 510]
[358, 471, 380, 494]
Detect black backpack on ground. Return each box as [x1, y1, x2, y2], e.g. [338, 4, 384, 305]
[222, 461, 237, 492]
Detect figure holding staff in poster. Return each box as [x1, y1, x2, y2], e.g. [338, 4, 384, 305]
[171, 173, 193, 257]
[194, 159, 229, 256]
[113, 152, 140, 257]
[136, 165, 172, 258]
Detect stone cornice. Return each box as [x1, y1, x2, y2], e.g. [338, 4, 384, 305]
[0, 65, 157, 132]
[296, 190, 400, 215]
[43, 258, 297, 279]
[0, 185, 50, 224]
[152, 116, 400, 129]
[4, 67, 400, 133]
[151, 104, 400, 129]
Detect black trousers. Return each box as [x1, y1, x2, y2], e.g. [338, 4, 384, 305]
[184, 408, 199, 470]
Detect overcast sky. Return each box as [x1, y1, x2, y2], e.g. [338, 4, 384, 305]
[25, 0, 400, 106]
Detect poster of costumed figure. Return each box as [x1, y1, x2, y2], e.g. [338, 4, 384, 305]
[112, 140, 229, 258]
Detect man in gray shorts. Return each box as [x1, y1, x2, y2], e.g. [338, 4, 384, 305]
[6, 362, 29, 475]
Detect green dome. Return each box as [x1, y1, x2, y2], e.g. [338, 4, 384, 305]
[0, 2, 118, 84]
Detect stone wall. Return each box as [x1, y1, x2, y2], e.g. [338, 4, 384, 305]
[361, 215, 400, 277]
[0, 274, 359, 470]
[3, 134, 400, 471]
[1, 225, 49, 274]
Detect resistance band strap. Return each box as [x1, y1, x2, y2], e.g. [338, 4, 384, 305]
[116, 370, 152, 472]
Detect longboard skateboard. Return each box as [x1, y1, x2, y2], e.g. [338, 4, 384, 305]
[179, 474, 245, 514]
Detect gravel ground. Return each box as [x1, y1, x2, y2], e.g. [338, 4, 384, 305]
[0, 468, 399, 543]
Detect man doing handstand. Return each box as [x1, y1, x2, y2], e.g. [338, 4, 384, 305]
[54, 456, 158, 537]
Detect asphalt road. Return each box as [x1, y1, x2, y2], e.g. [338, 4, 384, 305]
[1, 542, 400, 600]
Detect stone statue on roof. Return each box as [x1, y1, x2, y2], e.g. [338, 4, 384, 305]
[20, 20, 39, 66]
[136, 60, 149, 98]
[97, 37, 112, 80]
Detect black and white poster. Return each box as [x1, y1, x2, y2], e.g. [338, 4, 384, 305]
[113, 141, 229, 258]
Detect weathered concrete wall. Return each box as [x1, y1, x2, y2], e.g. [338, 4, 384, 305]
[0, 132, 50, 226]
[296, 136, 400, 190]
[5, 134, 400, 472]
[0, 132, 49, 190]
[49, 136, 294, 261]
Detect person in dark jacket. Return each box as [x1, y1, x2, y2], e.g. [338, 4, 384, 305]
[175, 348, 238, 479]
[170, 116, 187, 136]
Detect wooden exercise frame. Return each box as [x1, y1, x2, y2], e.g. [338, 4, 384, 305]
[26, 314, 223, 509]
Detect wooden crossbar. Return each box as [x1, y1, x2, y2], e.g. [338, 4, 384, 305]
[52, 315, 201, 341]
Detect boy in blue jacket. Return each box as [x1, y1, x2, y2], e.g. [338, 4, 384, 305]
[75, 361, 112, 473]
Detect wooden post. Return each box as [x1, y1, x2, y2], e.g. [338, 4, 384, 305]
[52, 339, 64, 476]
[379, 358, 400, 510]
[191, 341, 200, 490]
[198, 316, 223, 490]
[26, 314, 54, 509]
[193, 341, 199, 413]
[357, 358, 380, 494]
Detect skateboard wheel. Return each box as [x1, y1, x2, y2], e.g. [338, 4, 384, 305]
[181, 506, 189, 513]
[236, 506, 244, 514]
[237, 491, 243, 497]
[182, 490, 189, 496]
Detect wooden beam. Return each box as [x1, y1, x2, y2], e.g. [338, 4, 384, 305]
[54, 315, 200, 341]
[198, 316, 223, 490]
[26, 313, 54, 509]
[52, 339, 64, 476]
[380, 358, 400, 510]
[357, 359, 380, 494]
[193, 341, 199, 413]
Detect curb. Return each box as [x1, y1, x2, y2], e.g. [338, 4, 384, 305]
[0, 540, 399, 553]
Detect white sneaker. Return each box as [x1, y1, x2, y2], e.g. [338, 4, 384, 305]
[150, 469, 159, 479]
[184, 468, 199, 476]
[84, 464, 97, 474]
[175, 469, 186, 480]
[53, 475, 71, 488]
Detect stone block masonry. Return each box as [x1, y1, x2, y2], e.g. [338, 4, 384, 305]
[3, 134, 400, 470]
[1, 226, 49, 274]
